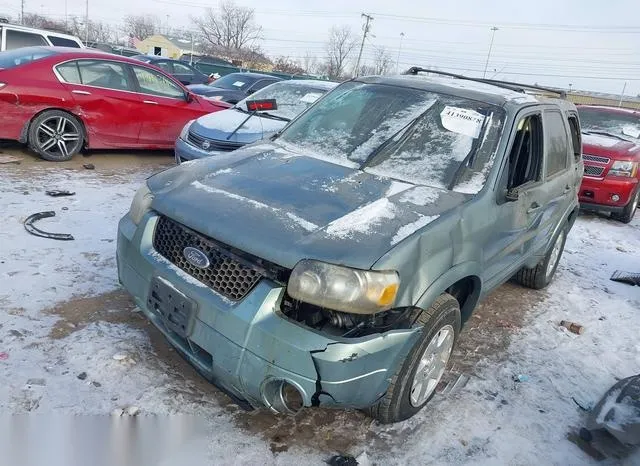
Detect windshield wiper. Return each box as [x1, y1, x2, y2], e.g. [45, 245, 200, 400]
[259, 112, 290, 122]
[226, 110, 258, 140]
[582, 130, 631, 142]
[359, 102, 438, 168]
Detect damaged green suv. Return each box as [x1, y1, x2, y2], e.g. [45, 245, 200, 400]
[117, 68, 583, 423]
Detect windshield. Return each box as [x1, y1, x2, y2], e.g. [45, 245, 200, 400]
[578, 107, 640, 141]
[208, 74, 253, 90]
[278, 81, 505, 194]
[0, 47, 56, 69]
[236, 81, 335, 120]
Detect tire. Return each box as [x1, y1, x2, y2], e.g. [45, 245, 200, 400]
[612, 190, 639, 224]
[367, 293, 461, 424]
[515, 225, 567, 290]
[28, 110, 84, 162]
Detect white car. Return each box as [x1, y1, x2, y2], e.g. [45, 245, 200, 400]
[0, 24, 84, 51]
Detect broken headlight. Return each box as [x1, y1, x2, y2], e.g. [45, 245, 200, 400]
[287, 260, 399, 315]
[128, 183, 153, 226]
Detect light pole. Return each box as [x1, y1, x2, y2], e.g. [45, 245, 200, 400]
[568, 83, 572, 93]
[618, 82, 627, 107]
[482, 26, 498, 79]
[396, 32, 405, 73]
[84, 0, 89, 45]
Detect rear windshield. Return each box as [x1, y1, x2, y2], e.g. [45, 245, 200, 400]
[278, 81, 505, 194]
[0, 47, 55, 69]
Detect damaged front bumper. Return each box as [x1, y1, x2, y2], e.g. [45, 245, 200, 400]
[117, 212, 420, 412]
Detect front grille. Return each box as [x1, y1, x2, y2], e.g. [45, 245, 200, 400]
[584, 165, 605, 177]
[153, 216, 263, 301]
[187, 130, 244, 152]
[583, 154, 610, 164]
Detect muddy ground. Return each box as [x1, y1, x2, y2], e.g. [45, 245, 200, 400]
[3, 144, 545, 456]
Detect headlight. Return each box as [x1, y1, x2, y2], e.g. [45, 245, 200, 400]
[608, 161, 638, 178]
[128, 183, 153, 226]
[180, 120, 195, 141]
[287, 260, 400, 315]
[203, 95, 224, 101]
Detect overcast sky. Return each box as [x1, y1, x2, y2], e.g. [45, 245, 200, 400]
[8, 0, 640, 95]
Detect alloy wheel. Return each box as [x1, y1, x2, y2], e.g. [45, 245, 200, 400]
[545, 230, 565, 280]
[410, 324, 455, 407]
[36, 116, 81, 159]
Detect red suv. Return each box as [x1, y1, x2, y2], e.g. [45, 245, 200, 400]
[577, 105, 640, 223]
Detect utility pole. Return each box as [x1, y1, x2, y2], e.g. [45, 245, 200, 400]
[396, 32, 405, 73]
[84, 0, 89, 45]
[21, 0, 24, 24]
[482, 26, 498, 79]
[618, 82, 627, 107]
[354, 13, 373, 77]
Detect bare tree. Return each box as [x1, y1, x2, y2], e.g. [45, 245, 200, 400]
[66, 16, 114, 43]
[325, 25, 357, 80]
[372, 46, 393, 75]
[22, 13, 66, 32]
[273, 56, 305, 75]
[124, 15, 157, 40]
[301, 52, 319, 75]
[193, 0, 261, 50]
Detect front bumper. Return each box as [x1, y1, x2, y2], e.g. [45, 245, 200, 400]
[116, 212, 419, 410]
[174, 138, 226, 164]
[579, 176, 638, 213]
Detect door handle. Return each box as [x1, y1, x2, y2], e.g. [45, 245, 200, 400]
[527, 202, 541, 214]
[563, 185, 571, 193]
[71, 90, 91, 95]
[143, 100, 158, 105]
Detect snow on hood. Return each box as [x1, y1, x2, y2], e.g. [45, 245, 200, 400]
[148, 142, 466, 269]
[190, 108, 285, 144]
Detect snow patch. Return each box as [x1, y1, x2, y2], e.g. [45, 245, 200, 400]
[285, 212, 318, 232]
[399, 186, 441, 206]
[385, 180, 413, 197]
[391, 215, 439, 245]
[326, 198, 396, 238]
[191, 181, 270, 210]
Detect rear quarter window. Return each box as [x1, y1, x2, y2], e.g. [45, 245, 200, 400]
[0, 47, 55, 68]
[47, 36, 82, 48]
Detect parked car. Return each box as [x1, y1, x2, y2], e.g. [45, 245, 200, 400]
[0, 47, 230, 161]
[187, 72, 282, 104]
[576, 105, 639, 223]
[175, 79, 337, 163]
[0, 23, 83, 50]
[118, 69, 581, 423]
[130, 55, 213, 86]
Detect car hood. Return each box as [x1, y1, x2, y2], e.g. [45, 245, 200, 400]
[148, 142, 467, 270]
[187, 84, 245, 102]
[583, 133, 640, 160]
[190, 108, 286, 144]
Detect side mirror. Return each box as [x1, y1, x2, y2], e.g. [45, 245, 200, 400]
[186, 92, 195, 103]
[246, 89, 256, 95]
[504, 188, 519, 202]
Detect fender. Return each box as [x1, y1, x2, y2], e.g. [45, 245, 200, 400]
[415, 261, 484, 315]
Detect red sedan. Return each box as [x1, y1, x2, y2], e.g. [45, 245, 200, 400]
[0, 46, 230, 161]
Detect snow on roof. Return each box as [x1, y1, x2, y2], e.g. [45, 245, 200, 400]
[403, 75, 539, 103]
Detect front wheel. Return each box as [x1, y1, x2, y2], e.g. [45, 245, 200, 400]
[613, 190, 638, 224]
[28, 110, 84, 162]
[367, 293, 461, 424]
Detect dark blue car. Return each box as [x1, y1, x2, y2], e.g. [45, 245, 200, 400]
[187, 72, 282, 104]
[131, 55, 212, 86]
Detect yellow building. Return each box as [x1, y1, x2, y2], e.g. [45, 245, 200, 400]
[135, 34, 199, 59]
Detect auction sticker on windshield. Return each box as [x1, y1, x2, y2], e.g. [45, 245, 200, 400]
[300, 92, 322, 103]
[441, 106, 485, 138]
[233, 81, 245, 87]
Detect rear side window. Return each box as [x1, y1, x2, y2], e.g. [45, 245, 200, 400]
[567, 115, 581, 162]
[5, 30, 47, 49]
[0, 47, 55, 68]
[58, 60, 133, 91]
[47, 36, 81, 48]
[173, 62, 194, 74]
[250, 79, 277, 92]
[544, 111, 570, 177]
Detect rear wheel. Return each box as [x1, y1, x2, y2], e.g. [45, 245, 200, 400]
[367, 293, 461, 424]
[28, 110, 84, 162]
[515, 225, 567, 289]
[612, 190, 638, 224]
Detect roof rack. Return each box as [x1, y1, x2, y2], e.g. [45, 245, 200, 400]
[403, 67, 566, 99]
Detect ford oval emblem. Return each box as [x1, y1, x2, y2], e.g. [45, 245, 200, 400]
[183, 247, 210, 269]
[202, 140, 210, 150]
